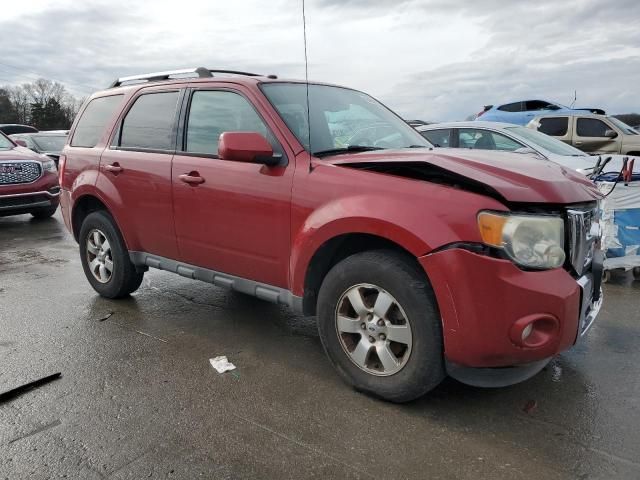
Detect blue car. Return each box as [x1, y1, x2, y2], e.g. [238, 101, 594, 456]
[476, 99, 604, 125]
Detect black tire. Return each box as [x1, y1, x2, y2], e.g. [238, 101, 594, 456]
[79, 210, 143, 299]
[31, 205, 58, 219]
[317, 249, 444, 403]
[633, 267, 640, 281]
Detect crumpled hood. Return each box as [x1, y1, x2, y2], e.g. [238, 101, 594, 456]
[324, 148, 602, 204]
[0, 146, 48, 163]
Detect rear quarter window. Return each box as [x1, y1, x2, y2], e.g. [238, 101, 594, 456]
[497, 102, 523, 112]
[71, 95, 124, 148]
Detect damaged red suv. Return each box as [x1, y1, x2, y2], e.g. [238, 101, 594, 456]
[60, 68, 603, 402]
[0, 132, 59, 218]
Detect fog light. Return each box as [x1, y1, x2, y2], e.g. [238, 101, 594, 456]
[522, 324, 533, 341]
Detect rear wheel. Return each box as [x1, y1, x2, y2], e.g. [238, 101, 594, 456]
[31, 206, 58, 219]
[317, 250, 444, 403]
[79, 211, 143, 298]
[633, 267, 640, 281]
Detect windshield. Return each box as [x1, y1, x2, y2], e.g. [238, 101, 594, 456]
[505, 126, 588, 156]
[261, 83, 432, 156]
[32, 135, 68, 152]
[608, 117, 638, 135]
[0, 133, 14, 150]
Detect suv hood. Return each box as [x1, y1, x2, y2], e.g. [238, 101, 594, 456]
[324, 148, 601, 204]
[0, 145, 48, 163]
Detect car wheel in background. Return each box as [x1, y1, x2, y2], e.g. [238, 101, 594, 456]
[79, 210, 143, 298]
[30, 206, 58, 219]
[317, 249, 444, 403]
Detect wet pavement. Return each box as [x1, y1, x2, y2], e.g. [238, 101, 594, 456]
[0, 212, 639, 480]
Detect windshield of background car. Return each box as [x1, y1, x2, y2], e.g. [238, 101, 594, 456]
[260, 83, 432, 155]
[32, 135, 68, 152]
[0, 133, 13, 149]
[608, 117, 639, 135]
[506, 126, 588, 156]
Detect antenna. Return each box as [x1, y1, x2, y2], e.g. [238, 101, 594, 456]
[570, 90, 577, 108]
[302, 0, 313, 172]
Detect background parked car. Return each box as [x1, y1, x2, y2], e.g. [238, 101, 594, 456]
[476, 99, 605, 125]
[9, 131, 68, 165]
[417, 121, 598, 173]
[527, 113, 640, 156]
[0, 131, 60, 218]
[0, 124, 38, 135]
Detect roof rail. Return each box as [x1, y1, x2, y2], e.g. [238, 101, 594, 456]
[108, 67, 272, 88]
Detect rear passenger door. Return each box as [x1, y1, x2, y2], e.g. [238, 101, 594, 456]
[99, 87, 182, 259]
[171, 87, 294, 288]
[536, 116, 571, 144]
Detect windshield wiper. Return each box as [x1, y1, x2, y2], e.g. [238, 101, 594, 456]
[313, 145, 384, 157]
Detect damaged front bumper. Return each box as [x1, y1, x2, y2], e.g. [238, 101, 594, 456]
[420, 247, 603, 387]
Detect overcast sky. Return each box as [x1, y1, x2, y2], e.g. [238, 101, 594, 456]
[1, 0, 638, 120]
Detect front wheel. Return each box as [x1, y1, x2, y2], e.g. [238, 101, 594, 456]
[79, 211, 143, 299]
[317, 250, 444, 403]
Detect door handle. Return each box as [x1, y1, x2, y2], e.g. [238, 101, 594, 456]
[575, 141, 583, 145]
[179, 173, 205, 185]
[105, 163, 123, 174]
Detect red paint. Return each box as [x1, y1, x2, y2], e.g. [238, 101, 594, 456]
[60, 75, 601, 370]
[0, 141, 60, 215]
[218, 132, 273, 163]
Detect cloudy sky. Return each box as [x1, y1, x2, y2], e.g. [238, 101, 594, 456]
[1, 0, 639, 121]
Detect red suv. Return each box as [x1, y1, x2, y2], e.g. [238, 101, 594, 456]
[0, 132, 59, 218]
[60, 68, 603, 402]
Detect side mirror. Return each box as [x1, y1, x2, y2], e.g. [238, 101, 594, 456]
[218, 132, 281, 166]
[14, 139, 28, 147]
[604, 129, 618, 139]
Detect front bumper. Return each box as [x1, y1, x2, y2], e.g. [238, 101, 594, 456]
[0, 172, 60, 216]
[420, 248, 602, 369]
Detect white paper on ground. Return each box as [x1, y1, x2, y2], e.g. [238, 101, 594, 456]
[209, 356, 236, 373]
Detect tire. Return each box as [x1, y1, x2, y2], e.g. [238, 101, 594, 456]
[633, 267, 640, 281]
[317, 249, 444, 403]
[31, 206, 58, 219]
[79, 210, 143, 299]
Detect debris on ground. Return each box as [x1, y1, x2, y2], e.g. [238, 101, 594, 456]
[0, 372, 62, 403]
[209, 356, 236, 373]
[522, 399, 538, 414]
[97, 311, 114, 322]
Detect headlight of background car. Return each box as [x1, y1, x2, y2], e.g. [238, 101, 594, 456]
[41, 159, 57, 172]
[478, 211, 565, 269]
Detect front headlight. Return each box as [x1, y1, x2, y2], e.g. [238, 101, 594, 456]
[41, 159, 56, 172]
[478, 211, 566, 269]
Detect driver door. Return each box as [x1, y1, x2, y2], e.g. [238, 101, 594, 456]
[171, 87, 294, 288]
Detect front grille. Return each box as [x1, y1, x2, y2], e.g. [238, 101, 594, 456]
[0, 161, 42, 185]
[567, 206, 599, 276]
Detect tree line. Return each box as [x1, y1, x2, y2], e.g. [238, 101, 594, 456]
[0, 79, 84, 130]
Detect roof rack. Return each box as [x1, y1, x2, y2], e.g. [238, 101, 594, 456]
[108, 67, 274, 88]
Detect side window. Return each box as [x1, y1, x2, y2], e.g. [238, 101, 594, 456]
[71, 95, 124, 148]
[119, 92, 180, 150]
[576, 118, 610, 137]
[525, 100, 555, 111]
[185, 90, 270, 155]
[420, 129, 450, 147]
[538, 117, 568, 136]
[458, 129, 523, 151]
[497, 102, 523, 113]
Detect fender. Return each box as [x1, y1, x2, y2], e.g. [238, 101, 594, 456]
[289, 187, 505, 296]
[70, 174, 138, 251]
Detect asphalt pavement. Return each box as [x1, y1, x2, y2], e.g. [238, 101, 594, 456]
[1, 212, 639, 479]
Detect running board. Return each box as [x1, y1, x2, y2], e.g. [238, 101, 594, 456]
[129, 251, 303, 313]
